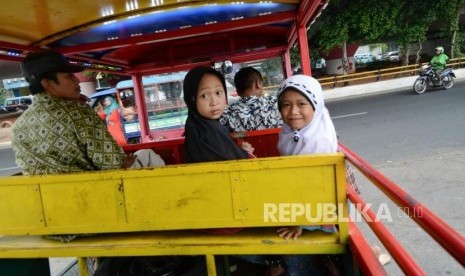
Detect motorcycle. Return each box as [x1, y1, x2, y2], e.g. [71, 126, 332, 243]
[413, 64, 456, 94]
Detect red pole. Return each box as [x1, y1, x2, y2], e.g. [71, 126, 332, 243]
[282, 50, 292, 78]
[297, 25, 311, 76]
[348, 221, 388, 276]
[347, 187, 426, 275]
[132, 74, 152, 142]
[339, 143, 465, 267]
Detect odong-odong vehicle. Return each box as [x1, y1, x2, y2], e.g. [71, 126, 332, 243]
[413, 64, 456, 94]
[1, 0, 465, 275]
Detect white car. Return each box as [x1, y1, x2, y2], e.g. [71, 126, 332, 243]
[354, 53, 375, 64]
[315, 58, 326, 69]
[384, 51, 400, 62]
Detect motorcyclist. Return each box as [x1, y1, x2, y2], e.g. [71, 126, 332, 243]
[430, 46, 449, 84]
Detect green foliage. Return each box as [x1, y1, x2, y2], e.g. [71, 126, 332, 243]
[261, 58, 283, 86]
[290, 46, 301, 68]
[311, 0, 465, 60]
[454, 30, 465, 56]
[83, 70, 120, 81]
[369, 43, 387, 54]
[316, 0, 402, 53]
[0, 88, 14, 105]
[393, 1, 438, 47]
[434, 0, 465, 35]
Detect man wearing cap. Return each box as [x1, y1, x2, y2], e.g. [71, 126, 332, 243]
[12, 50, 163, 175]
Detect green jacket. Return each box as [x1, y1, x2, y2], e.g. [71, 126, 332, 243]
[431, 53, 449, 71]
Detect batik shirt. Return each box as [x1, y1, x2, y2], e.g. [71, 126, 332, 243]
[220, 96, 283, 132]
[12, 93, 126, 175]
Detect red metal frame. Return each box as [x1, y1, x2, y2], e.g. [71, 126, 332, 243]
[347, 221, 388, 276]
[339, 143, 465, 267]
[347, 186, 426, 275]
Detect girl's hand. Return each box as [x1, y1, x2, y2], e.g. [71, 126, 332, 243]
[276, 226, 303, 240]
[121, 153, 136, 169]
[241, 141, 254, 154]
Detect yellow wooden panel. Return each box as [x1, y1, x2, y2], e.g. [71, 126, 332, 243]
[0, 154, 346, 236]
[335, 161, 350, 244]
[40, 179, 125, 231]
[235, 165, 337, 225]
[124, 173, 234, 227]
[0, 184, 43, 230]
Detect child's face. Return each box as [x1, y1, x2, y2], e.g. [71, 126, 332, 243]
[196, 73, 227, 120]
[279, 88, 315, 130]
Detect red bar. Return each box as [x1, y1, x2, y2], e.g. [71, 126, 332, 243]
[131, 74, 152, 142]
[339, 143, 465, 267]
[347, 186, 425, 275]
[348, 221, 387, 276]
[297, 25, 311, 76]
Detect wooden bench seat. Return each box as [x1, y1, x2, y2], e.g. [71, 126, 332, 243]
[0, 228, 343, 258]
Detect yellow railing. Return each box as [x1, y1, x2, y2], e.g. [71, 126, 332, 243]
[317, 57, 465, 89]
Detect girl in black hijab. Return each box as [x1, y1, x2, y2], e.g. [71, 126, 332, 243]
[183, 66, 253, 163]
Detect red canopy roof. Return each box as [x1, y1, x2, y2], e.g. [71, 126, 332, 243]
[0, 0, 327, 75]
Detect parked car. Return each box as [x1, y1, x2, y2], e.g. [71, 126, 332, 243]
[354, 53, 375, 64]
[315, 58, 326, 69]
[0, 105, 8, 114]
[3, 96, 34, 112]
[384, 51, 400, 62]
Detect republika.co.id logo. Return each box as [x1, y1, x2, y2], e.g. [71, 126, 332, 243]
[263, 203, 423, 223]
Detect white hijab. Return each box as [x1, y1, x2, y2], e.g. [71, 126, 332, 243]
[277, 75, 338, 156]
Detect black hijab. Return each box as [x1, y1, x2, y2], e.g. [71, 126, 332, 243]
[183, 66, 248, 163]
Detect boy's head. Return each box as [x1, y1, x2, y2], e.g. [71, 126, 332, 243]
[183, 66, 227, 120]
[234, 67, 263, 97]
[277, 75, 323, 130]
[21, 50, 84, 95]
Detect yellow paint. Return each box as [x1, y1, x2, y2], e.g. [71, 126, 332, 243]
[0, 154, 348, 275]
[78, 257, 89, 276]
[0, 228, 344, 258]
[0, 154, 346, 235]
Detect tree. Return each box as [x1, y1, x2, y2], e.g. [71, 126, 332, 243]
[260, 57, 283, 86]
[308, 0, 465, 70]
[434, 0, 465, 58]
[0, 88, 14, 105]
[391, 1, 439, 66]
[316, 0, 401, 74]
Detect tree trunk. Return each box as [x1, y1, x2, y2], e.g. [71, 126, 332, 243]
[342, 41, 349, 75]
[416, 40, 422, 64]
[450, 8, 462, 59]
[264, 66, 272, 86]
[403, 46, 410, 66]
[341, 41, 350, 86]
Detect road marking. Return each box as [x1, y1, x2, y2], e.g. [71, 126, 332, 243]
[332, 112, 367, 119]
[0, 166, 20, 172]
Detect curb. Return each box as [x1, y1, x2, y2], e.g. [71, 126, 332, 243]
[323, 67, 465, 101]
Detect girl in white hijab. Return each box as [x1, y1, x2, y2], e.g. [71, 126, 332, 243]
[276, 75, 338, 240]
[277, 74, 337, 156]
[274, 75, 340, 275]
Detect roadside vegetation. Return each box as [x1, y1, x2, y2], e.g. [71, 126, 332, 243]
[292, 0, 465, 75]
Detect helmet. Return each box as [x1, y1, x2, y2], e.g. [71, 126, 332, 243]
[435, 46, 444, 54]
